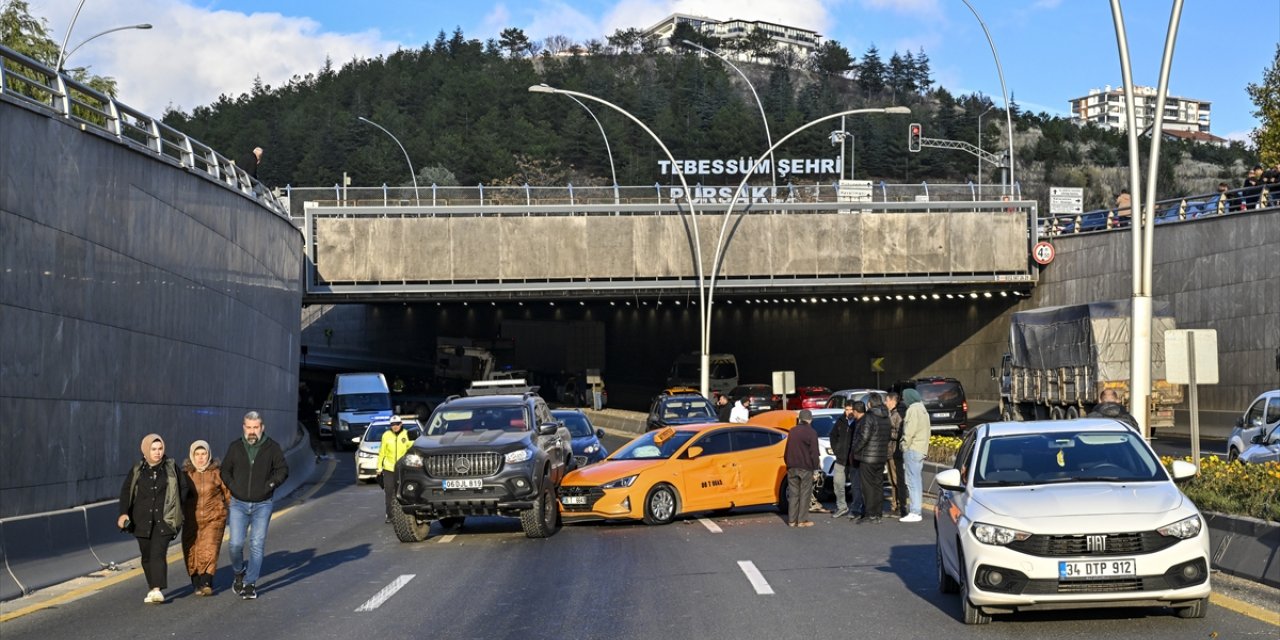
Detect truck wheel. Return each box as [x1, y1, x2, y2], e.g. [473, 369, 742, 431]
[643, 484, 678, 525]
[1066, 406, 1079, 419]
[520, 482, 560, 538]
[390, 509, 430, 543]
[1049, 406, 1064, 420]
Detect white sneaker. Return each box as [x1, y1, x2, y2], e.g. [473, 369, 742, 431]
[900, 513, 923, 523]
[145, 588, 165, 603]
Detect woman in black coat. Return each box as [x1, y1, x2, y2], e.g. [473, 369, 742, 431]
[118, 434, 190, 604]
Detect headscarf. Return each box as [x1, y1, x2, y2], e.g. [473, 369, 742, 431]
[902, 388, 923, 407]
[189, 440, 212, 472]
[140, 433, 165, 462]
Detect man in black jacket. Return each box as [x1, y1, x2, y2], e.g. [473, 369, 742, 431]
[783, 410, 820, 527]
[828, 404, 857, 518]
[222, 411, 288, 600]
[850, 395, 892, 523]
[1088, 388, 1140, 433]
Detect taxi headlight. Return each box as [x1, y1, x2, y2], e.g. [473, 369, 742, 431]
[402, 453, 424, 468]
[971, 522, 1032, 546]
[601, 475, 638, 489]
[505, 449, 532, 463]
[1157, 515, 1202, 539]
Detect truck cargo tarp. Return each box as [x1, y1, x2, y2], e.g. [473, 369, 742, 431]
[1009, 300, 1174, 380]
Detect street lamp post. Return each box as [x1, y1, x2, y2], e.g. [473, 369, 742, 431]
[560, 92, 619, 203]
[680, 39, 775, 190]
[977, 104, 996, 196]
[528, 84, 710, 394]
[959, 0, 1016, 195]
[58, 23, 152, 72]
[357, 116, 420, 206]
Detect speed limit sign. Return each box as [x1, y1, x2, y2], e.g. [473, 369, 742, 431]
[1032, 241, 1055, 265]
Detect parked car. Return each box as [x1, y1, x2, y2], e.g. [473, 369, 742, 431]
[935, 419, 1210, 624]
[552, 409, 609, 467]
[1238, 423, 1280, 465]
[353, 417, 421, 483]
[786, 386, 833, 410]
[558, 423, 789, 524]
[645, 393, 718, 431]
[892, 377, 968, 432]
[825, 388, 887, 409]
[1227, 390, 1280, 462]
[727, 384, 782, 415]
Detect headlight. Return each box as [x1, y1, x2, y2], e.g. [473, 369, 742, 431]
[584, 444, 599, 454]
[1157, 515, 1202, 539]
[971, 522, 1032, 546]
[402, 453, 423, 468]
[505, 449, 532, 463]
[356, 450, 377, 459]
[601, 475, 638, 489]
[338, 419, 349, 431]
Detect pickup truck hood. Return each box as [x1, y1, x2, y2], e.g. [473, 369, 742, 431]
[413, 430, 531, 450]
[974, 482, 1184, 518]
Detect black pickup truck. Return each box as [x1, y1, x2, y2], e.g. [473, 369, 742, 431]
[391, 390, 573, 541]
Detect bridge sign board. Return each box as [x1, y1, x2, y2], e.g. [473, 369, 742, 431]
[1049, 186, 1084, 214]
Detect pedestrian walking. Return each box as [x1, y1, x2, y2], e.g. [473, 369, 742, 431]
[182, 440, 230, 596]
[885, 392, 907, 516]
[1088, 388, 1140, 432]
[118, 434, 190, 604]
[379, 416, 413, 524]
[783, 410, 820, 527]
[729, 398, 749, 423]
[900, 388, 931, 523]
[828, 404, 857, 518]
[221, 411, 288, 600]
[850, 394, 892, 523]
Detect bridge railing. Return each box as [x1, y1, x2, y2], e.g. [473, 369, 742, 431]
[1038, 187, 1273, 237]
[0, 44, 289, 219]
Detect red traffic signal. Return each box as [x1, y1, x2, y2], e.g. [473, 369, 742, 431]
[908, 123, 922, 152]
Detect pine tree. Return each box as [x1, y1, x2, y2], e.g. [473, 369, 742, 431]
[857, 45, 886, 97]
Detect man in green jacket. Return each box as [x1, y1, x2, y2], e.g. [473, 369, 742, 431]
[378, 416, 413, 524]
[899, 388, 931, 523]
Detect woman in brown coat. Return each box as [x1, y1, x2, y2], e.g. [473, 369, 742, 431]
[182, 440, 230, 596]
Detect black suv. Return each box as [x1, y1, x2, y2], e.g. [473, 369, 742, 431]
[392, 391, 572, 541]
[891, 377, 968, 432]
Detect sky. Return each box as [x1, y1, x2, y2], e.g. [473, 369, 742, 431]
[26, 0, 1279, 142]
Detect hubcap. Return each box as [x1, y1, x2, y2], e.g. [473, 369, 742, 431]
[651, 489, 674, 520]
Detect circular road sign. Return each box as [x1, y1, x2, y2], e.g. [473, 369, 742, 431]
[1032, 241, 1055, 265]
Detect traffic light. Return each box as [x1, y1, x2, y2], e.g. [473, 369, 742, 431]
[908, 123, 922, 152]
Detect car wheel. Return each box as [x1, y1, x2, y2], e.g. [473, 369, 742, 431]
[643, 484, 678, 525]
[520, 480, 560, 539]
[1228, 447, 1240, 463]
[776, 478, 789, 515]
[937, 541, 960, 594]
[1175, 597, 1208, 619]
[959, 551, 991, 625]
[390, 508, 430, 543]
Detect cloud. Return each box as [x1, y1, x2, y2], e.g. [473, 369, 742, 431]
[482, 3, 513, 37]
[523, 1, 601, 42]
[28, 0, 400, 115]
[859, 0, 940, 16]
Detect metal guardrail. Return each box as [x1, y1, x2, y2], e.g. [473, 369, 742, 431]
[1038, 187, 1274, 237]
[0, 44, 289, 219]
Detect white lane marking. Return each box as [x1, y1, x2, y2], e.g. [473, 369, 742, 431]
[436, 534, 456, 544]
[698, 517, 723, 533]
[737, 561, 774, 595]
[354, 574, 415, 612]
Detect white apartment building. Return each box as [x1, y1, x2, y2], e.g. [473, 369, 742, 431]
[641, 13, 821, 62]
[1068, 85, 1211, 134]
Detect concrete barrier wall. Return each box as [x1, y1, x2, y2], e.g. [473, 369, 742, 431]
[0, 97, 304, 518]
[311, 210, 1029, 283]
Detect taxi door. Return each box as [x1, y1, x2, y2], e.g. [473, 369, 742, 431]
[678, 429, 736, 511]
[729, 428, 787, 505]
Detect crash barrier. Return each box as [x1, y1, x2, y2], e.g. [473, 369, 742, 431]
[1206, 512, 1280, 589]
[0, 423, 316, 601]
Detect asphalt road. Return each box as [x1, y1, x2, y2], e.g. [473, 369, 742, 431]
[2, 433, 1276, 639]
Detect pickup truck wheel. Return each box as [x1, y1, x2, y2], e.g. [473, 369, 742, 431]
[520, 482, 560, 538]
[643, 484, 678, 525]
[390, 508, 430, 543]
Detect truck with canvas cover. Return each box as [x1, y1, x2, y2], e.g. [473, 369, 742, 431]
[995, 300, 1183, 428]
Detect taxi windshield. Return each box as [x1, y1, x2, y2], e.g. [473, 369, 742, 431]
[612, 431, 697, 460]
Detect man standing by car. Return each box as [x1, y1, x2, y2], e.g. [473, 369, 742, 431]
[828, 403, 857, 518]
[850, 395, 892, 523]
[783, 410, 820, 528]
[378, 417, 413, 524]
[222, 411, 288, 600]
[1088, 388, 1140, 432]
[900, 389, 930, 523]
[884, 392, 906, 517]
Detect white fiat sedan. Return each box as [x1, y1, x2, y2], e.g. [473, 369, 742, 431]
[934, 419, 1210, 624]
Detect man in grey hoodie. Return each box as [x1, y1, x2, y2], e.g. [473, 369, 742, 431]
[899, 388, 931, 522]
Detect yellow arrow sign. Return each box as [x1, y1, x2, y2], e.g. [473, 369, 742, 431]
[870, 357, 885, 373]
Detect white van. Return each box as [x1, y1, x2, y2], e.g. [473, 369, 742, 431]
[319, 372, 393, 450]
[665, 353, 739, 398]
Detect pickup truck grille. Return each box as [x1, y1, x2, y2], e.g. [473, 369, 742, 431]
[424, 452, 502, 478]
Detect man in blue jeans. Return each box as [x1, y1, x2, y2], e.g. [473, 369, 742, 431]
[221, 411, 288, 600]
[899, 389, 931, 523]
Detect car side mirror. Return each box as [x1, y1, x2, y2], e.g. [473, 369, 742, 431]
[935, 468, 965, 492]
[537, 422, 558, 436]
[1169, 459, 1198, 482]
[1235, 417, 1244, 429]
[596, 428, 605, 439]
[685, 446, 704, 459]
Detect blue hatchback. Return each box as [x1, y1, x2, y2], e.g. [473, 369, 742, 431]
[552, 409, 609, 468]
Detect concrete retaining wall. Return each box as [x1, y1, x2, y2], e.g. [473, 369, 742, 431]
[0, 96, 304, 517]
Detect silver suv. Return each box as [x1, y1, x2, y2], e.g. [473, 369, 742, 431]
[1228, 390, 1280, 462]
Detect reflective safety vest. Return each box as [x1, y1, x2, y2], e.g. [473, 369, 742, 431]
[379, 429, 413, 472]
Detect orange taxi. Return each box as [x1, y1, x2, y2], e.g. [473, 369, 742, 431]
[558, 423, 789, 525]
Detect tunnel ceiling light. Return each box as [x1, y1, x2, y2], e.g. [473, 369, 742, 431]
[841, 297, 849, 302]
[625, 301, 631, 306]
[579, 301, 585, 306]
[908, 294, 917, 301]
[1000, 291, 1008, 297]
[872, 296, 881, 302]
[462, 301, 468, 306]
[932, 293, 940, 300]
[983, 292, 993, 298]
[674, 300, 682, 305]
[610, 301, 616, 306]
[549, 301, 556, 306]
[518, 301, 524, 306]
[970, 293, 979, 299]
[820, 298, 828, 303]
[861, 296, 870, 302]
[895, 295, 904, 301]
